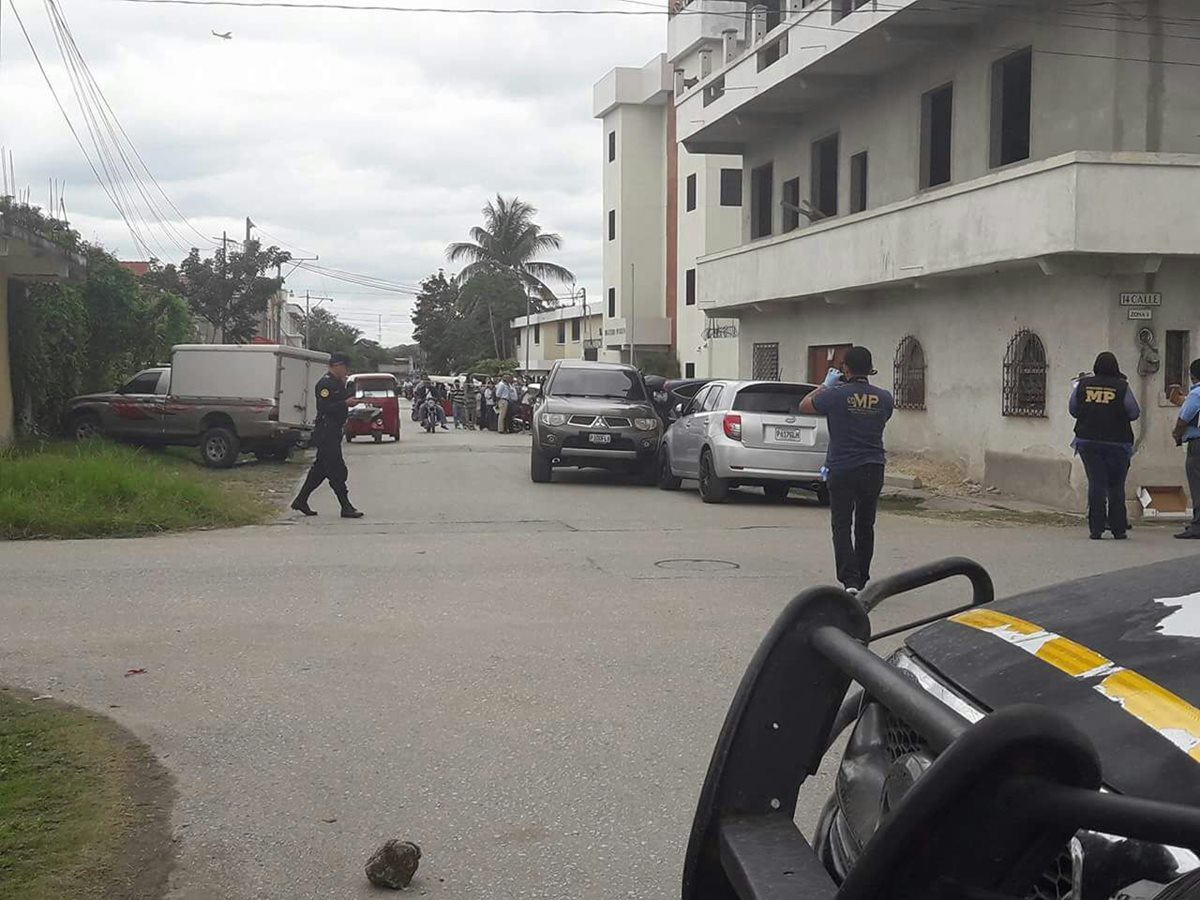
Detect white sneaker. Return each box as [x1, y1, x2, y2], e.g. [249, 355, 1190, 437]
[845, 587, 859, 597]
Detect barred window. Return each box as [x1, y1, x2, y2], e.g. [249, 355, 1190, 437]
[752, 342, 780, 381]
[893, 336, 926, 410]
[1002, 329, 1047, 417]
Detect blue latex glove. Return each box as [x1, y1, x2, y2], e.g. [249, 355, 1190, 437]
[823, 367, 842, 388]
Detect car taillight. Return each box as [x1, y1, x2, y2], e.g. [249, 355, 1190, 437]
[723, 414, 742, 440]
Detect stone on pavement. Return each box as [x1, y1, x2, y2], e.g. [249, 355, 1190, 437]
[365, 839, 421, 889]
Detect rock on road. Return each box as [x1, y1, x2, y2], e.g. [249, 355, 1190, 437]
[1, 427, 1193, 899]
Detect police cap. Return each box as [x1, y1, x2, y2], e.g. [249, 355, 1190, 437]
[329, 352, 351, 367]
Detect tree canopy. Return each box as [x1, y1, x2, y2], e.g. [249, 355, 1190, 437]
[299, 307, 393, 372]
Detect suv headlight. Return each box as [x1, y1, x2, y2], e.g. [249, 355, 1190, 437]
[634, 418, 659, 432]
[540, 413, 567, 427]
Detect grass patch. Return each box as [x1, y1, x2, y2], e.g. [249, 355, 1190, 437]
[0, 689, 173, 900]
[0, 441, 275, 539]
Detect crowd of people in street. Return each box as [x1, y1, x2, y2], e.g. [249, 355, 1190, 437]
[402, 373, 539, 434]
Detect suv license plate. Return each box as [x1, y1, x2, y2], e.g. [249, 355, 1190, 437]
[588, 433, 612, 445]
[774, 426, 806, 443]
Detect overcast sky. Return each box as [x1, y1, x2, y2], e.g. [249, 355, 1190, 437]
[1, 0, 665, 344]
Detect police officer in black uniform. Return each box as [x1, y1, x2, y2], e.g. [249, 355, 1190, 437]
[1069, 351, 1140, 540]
[291, 352, 364, 519]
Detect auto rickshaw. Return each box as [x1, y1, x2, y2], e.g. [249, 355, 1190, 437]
[344, 373, 401, 443]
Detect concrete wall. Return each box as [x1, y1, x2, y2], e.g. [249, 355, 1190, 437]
[735, 259, 1200, 508]
[0, 279, 10, 445]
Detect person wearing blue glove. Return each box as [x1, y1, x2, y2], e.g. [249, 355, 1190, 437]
[799, 347, 894, 593]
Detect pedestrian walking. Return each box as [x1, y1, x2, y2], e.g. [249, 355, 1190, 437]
[1069, 352, 1140, 540]
[496, 374, 518, 433]
[291, 352, 364, 519]
[1173, 359, 1200, 539]
[463, 377, 478, 430]
[799, 346, 894, 593]
[450, 378, 466, 430]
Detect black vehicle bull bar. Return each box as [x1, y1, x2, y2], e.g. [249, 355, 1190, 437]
[682, 557, 1200, 900]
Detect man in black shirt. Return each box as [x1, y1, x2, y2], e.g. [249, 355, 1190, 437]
[291, 352, 364, 518]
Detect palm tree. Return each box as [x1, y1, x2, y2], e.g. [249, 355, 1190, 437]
[446, 195, 574, 305]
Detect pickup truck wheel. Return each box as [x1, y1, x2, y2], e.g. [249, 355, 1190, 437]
[200, 426, 239, 468]
[698, 451, 730, 503]
[530, 447, 553, 483]
[763, 483, 791, 502]
[72, 412, 102, 441]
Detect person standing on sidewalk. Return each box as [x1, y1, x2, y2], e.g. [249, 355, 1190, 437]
[291, 352, 364, 519]
[463, 377, 478, 430]
[450, 378, 466, 430]
[496, 375, 518, 434]
[1173, 359, 1200, 539]
[799, 346, 894, 593]
[1069, 352, 1140, 540]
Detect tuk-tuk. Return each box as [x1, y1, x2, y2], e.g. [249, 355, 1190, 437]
[344, 373, 401, 443]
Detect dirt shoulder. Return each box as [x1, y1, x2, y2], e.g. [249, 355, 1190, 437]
[0, 687, 175, 900]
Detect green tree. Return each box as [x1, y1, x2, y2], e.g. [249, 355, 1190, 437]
[457, 268, 528, 360]
[411, 271, 469, 373]
[297, 307, 392, 372]
[446, 196, 574, 304]
[145, 240, 290, 343]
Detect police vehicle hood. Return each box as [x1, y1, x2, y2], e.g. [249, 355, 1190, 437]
[907, 554, 1200, 805]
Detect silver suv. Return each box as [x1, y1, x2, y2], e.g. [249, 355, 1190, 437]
[530, 360, 661, 483]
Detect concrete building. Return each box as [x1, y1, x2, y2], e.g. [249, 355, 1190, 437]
[671, 0, 1200, 509]
[511, 304, 605, 374]
[593, 53, 742, 378]
[1, 212, 85, 444]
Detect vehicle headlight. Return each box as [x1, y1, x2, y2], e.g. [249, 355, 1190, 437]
[634, 418, 659, 432]
[540, 413, 567, 427]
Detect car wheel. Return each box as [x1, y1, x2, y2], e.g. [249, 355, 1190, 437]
[200, 426, 239, 468]
[815, 484, 831, 507]
[763, 482, 791, 502]
[530, 447, 553, 483]
[657, 448, 682, 491]
[698, 450, 730, 503]
[373, 433, 382, 443]
[345, 432, 354, 443]
[72, 412, 102, 442]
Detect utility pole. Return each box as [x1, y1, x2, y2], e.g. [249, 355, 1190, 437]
[244, 216, 254, 252]
[630, 263, 637, 368]
[305, 289, 310, 349]
[525, 293, 531, 375]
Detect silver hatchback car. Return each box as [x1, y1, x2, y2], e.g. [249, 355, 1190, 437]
[658, 379, 830, 503]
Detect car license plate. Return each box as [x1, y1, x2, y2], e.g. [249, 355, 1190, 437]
[774, 426, 806, 443]
[588, 433, 612, 445]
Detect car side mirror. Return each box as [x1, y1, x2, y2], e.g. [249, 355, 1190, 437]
[674, 402, 685, 418]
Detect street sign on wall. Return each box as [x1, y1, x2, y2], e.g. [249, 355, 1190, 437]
[1119, 292, 1162, 306]
[1128, 308, 1153, 320]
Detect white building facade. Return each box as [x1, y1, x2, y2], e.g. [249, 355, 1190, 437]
[671, 0, 1200, 509]
[511, 304, 605, 374]
[593, 52, 742, 379]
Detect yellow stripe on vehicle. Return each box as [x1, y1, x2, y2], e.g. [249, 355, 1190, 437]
[950, 609, 1200, 765]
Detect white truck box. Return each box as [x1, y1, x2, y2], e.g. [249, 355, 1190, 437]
[169, 345, 330, 429]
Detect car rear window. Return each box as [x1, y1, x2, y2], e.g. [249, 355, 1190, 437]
[733, 383, 814, 414]
[550, 367, 646, 401]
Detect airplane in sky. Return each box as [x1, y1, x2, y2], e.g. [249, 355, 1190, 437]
[212, 30, 232, 39]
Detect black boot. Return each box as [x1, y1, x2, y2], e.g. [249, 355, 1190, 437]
[334, 488, 363, 519]
[291, 498, 317, 516]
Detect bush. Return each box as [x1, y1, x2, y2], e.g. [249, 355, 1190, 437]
[0, 442, 268, 539]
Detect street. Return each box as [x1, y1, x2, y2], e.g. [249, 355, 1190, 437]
[2, 429, 1196, 900]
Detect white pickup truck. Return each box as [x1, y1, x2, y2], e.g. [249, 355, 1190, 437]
[67, 344, 330, 467]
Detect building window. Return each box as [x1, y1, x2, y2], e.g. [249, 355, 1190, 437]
[782, 177, 801, 233]
[608, 288, 616, 318]
[835, 0, 871, 20]
[751, 163, 773, 239]
[1002, 329, 1047, 417]
[607, 209, 616, 241]
[720, 168, 742, 207]
[685, 362, 696, 379]
[1166, 330, 1189, 399]
[921, 83, 954, 189]
[534, 323, 541, 345]
[686, 173, 697, 212]
[850, 150, 868, 213]
[893, 335, 927, 410]
[557, 321, 566, 344]
[991, 48, 1032, 168]
[811, 133, 839, 218]
[752, 342, 780, 381]
[571, 319, 581, 342]
[608, 130, 616, 163]
[685, 268, 697, 306]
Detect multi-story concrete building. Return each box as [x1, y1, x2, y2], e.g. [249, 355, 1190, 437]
[673, 0, 1200, 509]
[593, 53, 742, 379]
[511, 304, 605, 375]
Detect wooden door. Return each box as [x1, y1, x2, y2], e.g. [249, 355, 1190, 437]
[807, 344, 852, 384]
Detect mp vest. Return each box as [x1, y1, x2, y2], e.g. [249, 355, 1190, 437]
[1073, 375, 1134, 444]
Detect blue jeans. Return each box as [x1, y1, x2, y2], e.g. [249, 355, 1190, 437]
[1078, 443, 1130, 536]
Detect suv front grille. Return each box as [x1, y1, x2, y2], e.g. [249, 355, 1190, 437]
[883, 709, 930, 763]
[604, 416, 632, 428]
[568, 415, 598, 427]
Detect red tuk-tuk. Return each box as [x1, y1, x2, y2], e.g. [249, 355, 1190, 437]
[344, 373, 401, 443]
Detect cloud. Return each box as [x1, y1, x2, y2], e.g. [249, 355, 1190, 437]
[6, 0, 666, 343]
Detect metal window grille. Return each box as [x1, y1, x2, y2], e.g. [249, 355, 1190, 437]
[752, 342, 780, 381]
[1002, 329, 1047, 417]
[893, 335, 926, 410]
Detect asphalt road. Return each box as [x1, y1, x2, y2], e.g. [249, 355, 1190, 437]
[2, 426, 1196, 899]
